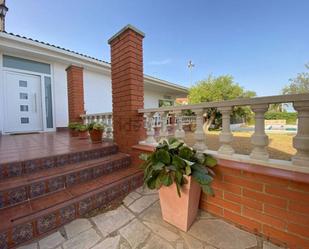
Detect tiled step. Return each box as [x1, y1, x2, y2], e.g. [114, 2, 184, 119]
[0, 143, 118, 179]
[0, 153, 131, 209]
[0, 166, 143, 249]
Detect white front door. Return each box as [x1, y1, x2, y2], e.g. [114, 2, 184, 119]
[4, 71, 43, 133]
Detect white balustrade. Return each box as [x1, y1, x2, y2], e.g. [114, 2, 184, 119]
[136, 93, 309, 170]
[80, 112, 113, 139]
[159, 111, 169, 139]
[141, 112, 157, 145]
[218, 106, 234, 155]
[292, 101, 309, 167]
[250, 104, 269, 160]
[193, 109, 207, 152]
[174, 111, 185, 141]
[81, 94, 309, 171]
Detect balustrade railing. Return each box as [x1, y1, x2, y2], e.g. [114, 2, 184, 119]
[80, 112, 113, 139]
[138, 93, 309, 168]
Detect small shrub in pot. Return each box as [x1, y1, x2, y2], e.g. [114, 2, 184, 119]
[140, 137, 217, 231]
[77, 124, 89, 139]
[68, 122, 79, 137]
[88, 122, 105, 143]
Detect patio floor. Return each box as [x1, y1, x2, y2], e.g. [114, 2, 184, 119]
[17, 188, 283, 249]
[0, 132, 113, 164]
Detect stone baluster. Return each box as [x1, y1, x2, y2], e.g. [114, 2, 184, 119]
[159, 111, 169, 139]
[144, 112, 157, 145]
[93, 115, 98, 123]
[292, 101, 309, 167]
[218, 107, 234, 155]
[193, 109, 207, 152]
[106, 114, 113, 139]
[175, 111, 185, 141]
[250, 104, 269, 160]
[98, 115, 103, 124]
[81, 116, 86, 125]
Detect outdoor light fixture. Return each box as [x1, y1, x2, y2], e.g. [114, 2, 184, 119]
[0, 0, 8, 31]
[0, 1, 8, 17]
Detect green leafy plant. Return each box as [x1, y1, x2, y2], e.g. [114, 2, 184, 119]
[87, 122, 105, 131]
[68, 122, 80, 131]
[77, 124, 88, 132]
[140, 138, 217, 197]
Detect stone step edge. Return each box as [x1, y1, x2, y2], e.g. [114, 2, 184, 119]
[0, 171, 143, 249]
[0, 154, 131, 209]
[0, 144, 118, 179]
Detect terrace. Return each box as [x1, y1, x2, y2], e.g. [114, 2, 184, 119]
[0, 25, 308, 249]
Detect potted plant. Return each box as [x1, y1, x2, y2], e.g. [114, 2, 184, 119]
[88, 122, 105, 143]
[68, 122, 79, 137]
[77, 124, 89, 139]
[140, 138, 217, 231]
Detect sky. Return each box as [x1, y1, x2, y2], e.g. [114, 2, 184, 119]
[5, 0, 309, 96]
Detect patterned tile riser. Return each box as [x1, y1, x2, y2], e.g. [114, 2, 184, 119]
[0, 146, 118, 179]
[1, 173, 143, 249]
[37, 213, 57, 235]
[0, 157, 130, 209]
[12, 223, 33, 245]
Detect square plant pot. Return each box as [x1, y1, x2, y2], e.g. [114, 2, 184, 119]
[159, 176, 201, 232]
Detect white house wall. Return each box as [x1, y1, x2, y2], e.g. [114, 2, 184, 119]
[53, 62, 68, 128]
[84, 70, 112, 114]
[0, 52, 4, 133]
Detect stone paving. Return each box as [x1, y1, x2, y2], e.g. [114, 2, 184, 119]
[17, 187, 284, 249]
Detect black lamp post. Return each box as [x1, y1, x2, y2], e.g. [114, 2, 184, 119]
[0, 0, 8, 31]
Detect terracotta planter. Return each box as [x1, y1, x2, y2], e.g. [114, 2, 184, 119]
[159, 176, 201, 231]
[70, 129, 79, 137]
[89, 129, 103, 143]
[78, 131, 89, 139]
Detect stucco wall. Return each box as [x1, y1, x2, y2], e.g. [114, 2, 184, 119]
[53, 62, 69, 128]
[0, 52, 4, 133]
[83, 70, 112, 114]
[144, 88, 176, 108]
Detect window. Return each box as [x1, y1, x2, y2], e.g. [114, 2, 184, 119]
[20, 105, 29, 112]
[3, 55, 51, 74]
[20, 93, 28, 99]
[44, 77, 53, 128]
[19, 80, 27, 87]
[159, 99, 174, 107]
[21, 117, 29, 124]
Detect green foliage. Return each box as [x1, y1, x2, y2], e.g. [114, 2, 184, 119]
[265, 112, 297, 125]
[87, 122, 105, 131]
[77, 124, 88, 132]
[139, 138, 217, 197]
[68, 122, 80, 130]
[282, 63, 309, 94]
[188, 75, 256, 129]
[189, 75, 256, 103]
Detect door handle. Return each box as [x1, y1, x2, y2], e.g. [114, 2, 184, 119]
[34, 93, 37, 113]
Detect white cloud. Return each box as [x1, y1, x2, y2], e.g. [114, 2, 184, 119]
[148, 58, 172, 65]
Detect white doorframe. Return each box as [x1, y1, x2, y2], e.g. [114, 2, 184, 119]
[1, 65, 56, 133]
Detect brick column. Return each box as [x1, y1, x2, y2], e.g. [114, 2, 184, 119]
[66, 65, 85, 123]
[108, 25, 146, 153]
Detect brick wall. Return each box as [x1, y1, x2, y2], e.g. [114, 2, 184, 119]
[200, 159, 309, 249]
[109, 25, 146, 154]
[66, 65, 85, 123]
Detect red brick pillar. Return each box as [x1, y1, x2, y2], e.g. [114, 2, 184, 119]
[66, 65, 85, 123]
[108, 25, 146, 154]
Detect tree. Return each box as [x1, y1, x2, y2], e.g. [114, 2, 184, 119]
[282, 63, 309, 94]
[188, 75, 256, 131]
